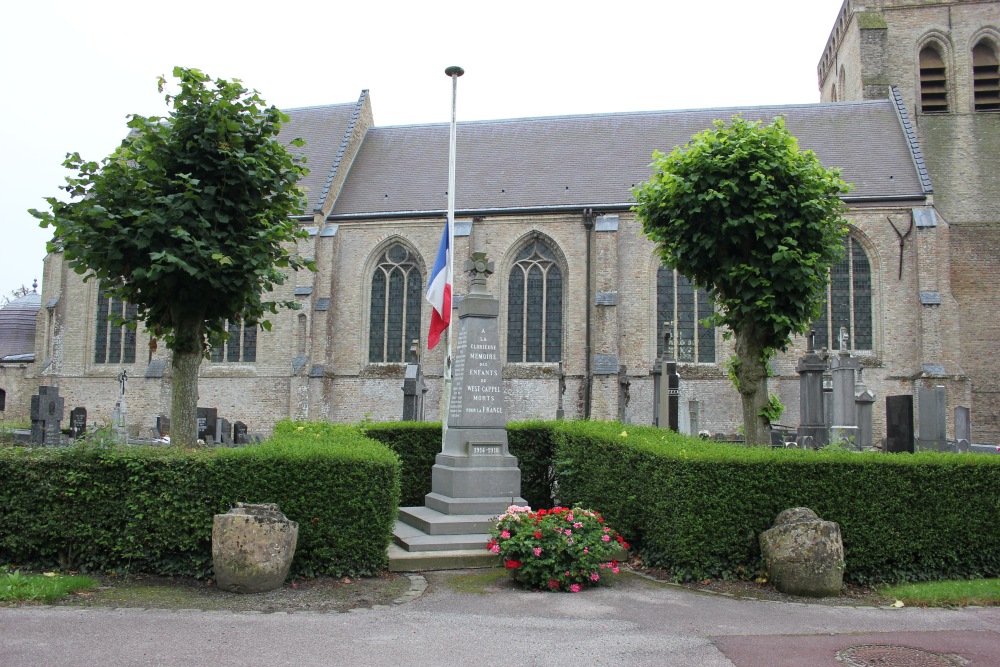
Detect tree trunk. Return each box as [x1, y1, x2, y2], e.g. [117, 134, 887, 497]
[170, 311, 205, 447]
[734, 328, 771, 446]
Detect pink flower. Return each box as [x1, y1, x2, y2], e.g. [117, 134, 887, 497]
[570, 584, 581, 593]
[565, 530, 572, 536]
[612, 566, 620, 574]
[584, 547, 589, 554]
[491, 544, 500, 553]
[548, 579, 559, 589]
[534, 547, 542, 557]
[573, 522, 583, 529]
[501, 530, 510, 539]
[566, 514, 574, 522]
[602, 534, 611, 542]
[591, 572, 600, 581]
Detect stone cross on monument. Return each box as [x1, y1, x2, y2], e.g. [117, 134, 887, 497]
[394, 253, 526, 555]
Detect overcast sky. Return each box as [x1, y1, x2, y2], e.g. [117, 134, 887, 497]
[0, 0, 845, 301]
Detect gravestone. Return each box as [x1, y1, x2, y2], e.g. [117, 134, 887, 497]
[402, 340, 426, 421]
[854, 368, 876, 449]
[395, 253, 526, 553]
[197, 407, 218, 441]
[796, 330, 828, 447]
[917, 385, 947, 451]
[233, 421, 248, 445]
[216, 418, 232, 445]
[657, 327, 680, 431]
[30, 386, 65, 445]
[69, 407, 87, 439]
[688, 400, 700, 436]
[829, 328, 859, 445]
[111, 369, 128, 443]
[885, 395, 914, 453]
[156, 415, 170, 438]
[955, 406, 971, 444]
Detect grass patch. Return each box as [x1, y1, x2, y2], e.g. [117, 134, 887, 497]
[880, 578, 1000, 607]
[0, 568, 98, 603]
[441, 568, 511, 594]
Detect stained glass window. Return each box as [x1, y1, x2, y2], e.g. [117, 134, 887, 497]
[813, 236, 873, 351]
[210, 319, 258, 363]
[656, 267, 716, 362]
[94, 289, 137, 364]
[507, 239, 562, 363]
[369, 243, 422, 362]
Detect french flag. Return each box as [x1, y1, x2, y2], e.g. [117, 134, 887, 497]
[426, 218, 452, 349]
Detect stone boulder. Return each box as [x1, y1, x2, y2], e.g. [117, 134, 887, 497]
[759, 507, 844, 597]
[212, 503, 298, 593]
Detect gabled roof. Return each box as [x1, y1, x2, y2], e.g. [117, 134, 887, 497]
[327, 99, 925, 219]
[278, 102, 358, 213]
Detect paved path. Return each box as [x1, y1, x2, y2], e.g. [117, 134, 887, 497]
[2, 572, 999, 666]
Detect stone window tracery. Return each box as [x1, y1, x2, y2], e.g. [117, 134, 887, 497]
[210, 319, 257, 363]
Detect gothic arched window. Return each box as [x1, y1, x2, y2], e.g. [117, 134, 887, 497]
[656, 267, 715, 362]
[369, 243, 422, 363]
[94, 289, 137, 364]
[507, 238, 563, 363]
[813, 236, 873, 351]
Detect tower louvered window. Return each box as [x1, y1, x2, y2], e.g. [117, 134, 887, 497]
[94, 290, 137, 364]
[507, 239, 562, 363]
[919, 46, 949, 113]
[656, 267, 715, 362]
[369, 244, 422, 363]
[973, 42, 1000, 111]
[813, 237, 873, 352]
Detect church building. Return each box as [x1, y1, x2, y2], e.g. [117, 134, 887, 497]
[8, 0, 999, 443]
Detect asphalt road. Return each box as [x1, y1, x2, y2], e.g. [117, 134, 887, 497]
[2, 573, 999, 666]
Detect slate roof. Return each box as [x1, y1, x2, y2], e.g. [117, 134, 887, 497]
[328, 99, 924, 218]
[278, 102, 357, 213]
[0, 291, 40, 361]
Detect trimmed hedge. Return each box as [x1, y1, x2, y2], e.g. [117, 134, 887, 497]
[0, 421, 400, 578]
[551, 421, 1000, 584]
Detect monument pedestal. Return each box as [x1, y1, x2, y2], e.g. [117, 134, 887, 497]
[393, 256, 525, 561]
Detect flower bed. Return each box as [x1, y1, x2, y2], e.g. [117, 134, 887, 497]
[487, 505, 628, 592]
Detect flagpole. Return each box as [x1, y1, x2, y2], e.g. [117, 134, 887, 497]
[442, 65, 463, 442]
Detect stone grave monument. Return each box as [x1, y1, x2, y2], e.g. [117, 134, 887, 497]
[69, 407, 87, 439]
[197, 407, 218, 442]
[233, 421, 249, 445]
[617, 364, 630, 422]
[796, 330, 828, 448]
[111, 369, 128, 443]
[829, 328, 859, 445]
[656, 327, 680, 431]
[30, 386, 64, 445]
[854, 368, 876, 449]
[885, 395, 915, 453]
[402, 340, 427, 421]
[917, 385, 947, 451]
[394, 253, 526, 554]
[955, 406, 971, 450]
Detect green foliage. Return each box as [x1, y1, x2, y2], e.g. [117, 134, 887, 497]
[551, 421, 1000, 585]
[487, 505, 625, 592]
[881, 578, 1000, 607]
[0, 567, 98, 603]
[634, 116, 849, 444]
[31, 66, 313, 350]
[0, 422, 400, 578]
[759, 394, 785, 423]
[30, 67, 316, 445]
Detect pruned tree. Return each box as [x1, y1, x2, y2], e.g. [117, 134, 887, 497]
[633, 116, 849, 445]
[31, 67, 314, 446]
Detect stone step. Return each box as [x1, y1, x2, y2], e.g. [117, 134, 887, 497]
[397, 505, 498, 536]
[424, 492, 524, 516]
[393, 520, 493, 552]
[387, 543, 499, 571]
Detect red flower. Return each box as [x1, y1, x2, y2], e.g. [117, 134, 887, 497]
[505, 560, 522, 569]
[485, 538, 497, 552]
[534, 531, 543, 539]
